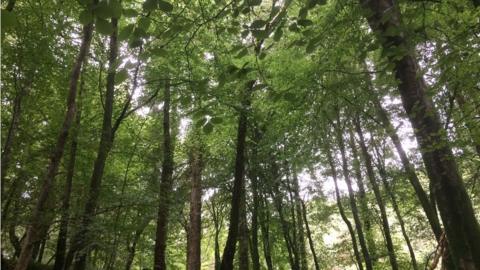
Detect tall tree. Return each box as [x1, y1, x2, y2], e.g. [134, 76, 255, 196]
[360, 0, 480, 268]
[14, 10, 95, 270]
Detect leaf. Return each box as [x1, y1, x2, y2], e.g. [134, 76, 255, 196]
[96, 18, 114, 35]
[79, 9, 94, 25]
[258, 52, 266, 60]
[118, 24, 134, 41]
[247, 0, 262, 6]
[157, 0, 173, 12]
[297, 19, 313, 27]
[150, 47, 168, 56]
[273, 28, 283, 41]
[235, 48, 248, 58]
[203, 122, 214, 134]
[94, 1, 114, 19]
[251, 29, 268, 39]
[123, 8, 138, 17]
[109, 0, 123, 18]
[129, 38, 143, 48]
[1, 10, 17, 29]
[138, 17, 151, 31]
[115, 69, 129, 84]
[210, 117, 223, 124]
[143, 0, 158, 12]
[251, 19, 266, 29]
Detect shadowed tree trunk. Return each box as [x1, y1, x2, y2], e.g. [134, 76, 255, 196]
[153, 78, 174, 270]
[334, 119, 373, 270]
[220, 81, 254, 270]
[125, 217, 151, 270]
[354, 117, 398, 270]
[300, 199, 320, 270]
[348, 128, 377, 262]
[259, 193, 274, 270]
[248, 144, 261, 270]
[292, 171, 308, 270]
[325, 145, 363, 270]
[65, 17, 119, 270]
[187, 145, 203, 270]
[360, 1, 480, 268]
[373, 144, 418, 270]
[14, 14, 95, 270]
[52, 66, 85, 270]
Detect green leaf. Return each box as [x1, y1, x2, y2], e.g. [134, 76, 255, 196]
[273, 28, 283, 41]
[138, 17, 151, 31]
[235, 48, 248, 58]
[123, 8, 138, 17]
[297, 19, 313, 27]
[158, 0, 173, 12]
[258, 52, 266, 60]
[210, 117, 223, 124]
[115, 69, 129, 84]
[247, 0, 262, 6]
[94, 1, 114, 19]
[96, 18, 114, 35]
[79, 10, 93, 25]
[203, 122, 214, 134]
[150, 47, 168, 56]
[128, 38, 143, 48]
[1, 10, 17, 29]
[251, 19, 266, 29]
[143, 0, 157, 12]
[251, 29, 268, 39]
[109, 0, 123, 18]
[118, 24, 134, 41]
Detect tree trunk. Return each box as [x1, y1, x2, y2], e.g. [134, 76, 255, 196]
[300, 199, 320, 270]
[125, 217, 150, 270]
[374, 145, 418, 270]
[65, 17, 118, 270]
[334, 122, 373, 270]
[187, 146, 203, 270]
[367, 83, 443, 240]
[325, 145, 364, 270]
[14, 18, 94, 270]
[52, 65, 85, 270]
[292, 171, 308, 270]
[248, 151, 261, 270]
[360, 1, 480, 268]
[259, 194, 274, 270]
[238, 193, 249, 270]
[354, 117, 398, 270]
[153, 79, 174, 270]
[347, 129, 377, 262]
[220, 81, 253, 270]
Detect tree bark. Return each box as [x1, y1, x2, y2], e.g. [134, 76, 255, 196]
[354, 117, 398, 270]
[348, 129, 377, 262]
[187, 145, 203, 270]
[14, 18, 94, 270]
[325, 145, 364, 270]
[300, 199, 320, 270]
[292, 171, 308, 270]
[153, 79, 174, 270]
[52, 65, 85, 270]
[65, 17, 119, 270]
[334, 121, 373, 270]
[248, 149, 261, 270]
[125, 217, 150, 270]
[374, 145, 418, 270]
[220, 81, 253, 270]
[367, 84, 443, 240]
[360, 1, 480, 268]
[259, 194, 274, 270]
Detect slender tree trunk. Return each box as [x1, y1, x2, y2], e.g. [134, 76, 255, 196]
[239, 192, 249, 270]
[220, 81, 254, 270]
[374, 146, 418, 270]
[153, 79, 174, 270]
[354, 117, 398, 270]
[325, 146, 364, 270]
[248, 152, 261, 270]
[347, 129, 377, 263]
[292, 171, 308, 270]
[334, 122, 373, 270]
[259, 194, 274, 270]
[125, 217, 150, 270]
[360, 1, 480, 268]
[14, 18, 94, 270]
[300, 199, 320, 270]
[367, 84, 443, 240]
[65, 17, 118, 270]
[187, 146, 203, 270]
[53, 66, 85, 270]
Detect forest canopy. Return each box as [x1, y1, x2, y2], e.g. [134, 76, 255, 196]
[1, 0, 480, 269]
